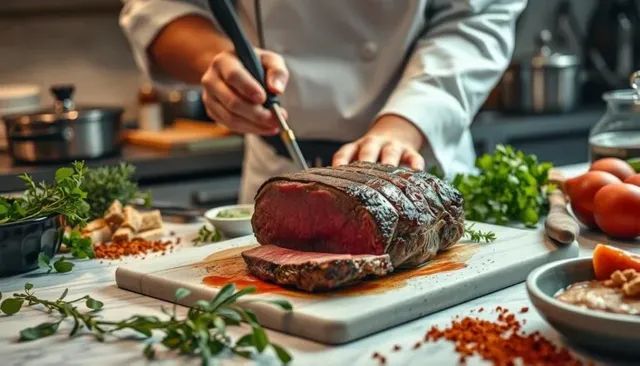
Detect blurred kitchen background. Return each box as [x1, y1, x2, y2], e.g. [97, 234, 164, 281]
[0, 0, 638, 208]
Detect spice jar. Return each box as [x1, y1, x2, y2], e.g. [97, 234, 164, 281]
[137, 82, 163, 131]
[589, 70, 640, 161]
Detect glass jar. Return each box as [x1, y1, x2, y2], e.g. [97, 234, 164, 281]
[589, 71, 640, 161]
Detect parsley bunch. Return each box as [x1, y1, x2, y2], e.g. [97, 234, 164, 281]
[0, 283, 293, 365]
[0, 162, 90, 227]
[81, 162, 151, 220]
[452, 145, 554, 227]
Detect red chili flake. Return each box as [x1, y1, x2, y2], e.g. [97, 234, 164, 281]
[520, 307, 529, 313]
[478, 307, 484, 313]
[372, 352, 380, 359]
[392, 345, 401, 351]
[413, 342, 422, 350]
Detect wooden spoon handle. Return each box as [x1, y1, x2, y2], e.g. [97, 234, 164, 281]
[545, 169, 580, 244]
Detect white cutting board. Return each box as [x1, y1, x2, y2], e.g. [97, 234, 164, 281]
[115, 221, 578, 345]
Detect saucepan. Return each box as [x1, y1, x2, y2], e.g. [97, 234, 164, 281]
[499, 30, 582, 114]
[2, 84, 124, 164]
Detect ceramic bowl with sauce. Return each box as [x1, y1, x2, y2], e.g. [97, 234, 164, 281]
[526, 257, 640, 358]
[204, 204, 254, 238]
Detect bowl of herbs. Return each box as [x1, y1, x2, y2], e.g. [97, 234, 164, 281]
[0, 162, 90, 277]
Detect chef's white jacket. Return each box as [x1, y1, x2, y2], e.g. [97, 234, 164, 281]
[120, 0, 527, 203]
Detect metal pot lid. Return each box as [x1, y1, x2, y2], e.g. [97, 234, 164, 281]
[2, 84, 123, 125]
[529, 30, 580, 68]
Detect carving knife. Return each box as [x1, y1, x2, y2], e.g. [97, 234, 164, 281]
[208, 0, 309, 170]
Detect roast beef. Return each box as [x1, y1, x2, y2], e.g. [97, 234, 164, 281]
[241, 245, 393, 292]
[247, 161, 465, 291]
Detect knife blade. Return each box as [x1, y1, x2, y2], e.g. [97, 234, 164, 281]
[207, 0, 309, 170]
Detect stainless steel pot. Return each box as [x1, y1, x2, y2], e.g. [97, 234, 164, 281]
[499, 30, 582, 114]
[2, 85, 123, 164]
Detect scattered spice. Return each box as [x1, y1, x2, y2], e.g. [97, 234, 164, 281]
[392, 345, 401, 351]
[94, 238, 177, 260]
[478, 307, 484, 313]
[520, 306, 529, 313]
[413, 342, 421, 350]
[176, 237, 182, 244]
[423, 308, 584, 365]
[169, 231, 176, 236]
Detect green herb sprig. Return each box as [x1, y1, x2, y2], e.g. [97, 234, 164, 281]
[37, 253, 75, 274]
[463, 223, 496, 243]
[0, 283, 293, 365]
[0, 162, 90, 227]
[62, 230, 94, 259]
[192, 225, 221, 246]
[80, 162, 151, 220]
[439, 145, 554, 228]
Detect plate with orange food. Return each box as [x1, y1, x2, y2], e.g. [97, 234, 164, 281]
[527, 244, 640, 358]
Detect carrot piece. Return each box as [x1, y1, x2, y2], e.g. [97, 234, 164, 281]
[592, 243, 640, 280]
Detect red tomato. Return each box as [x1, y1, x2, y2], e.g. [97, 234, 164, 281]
[593, 183, 640, 239]
[590, 158, 636, 181]
[624, 173, 640, 187]
[564, 171, 621, 228]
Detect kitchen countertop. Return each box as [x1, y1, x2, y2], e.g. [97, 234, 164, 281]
[0, 136, 245, 193]
[2, 162, 638, 366]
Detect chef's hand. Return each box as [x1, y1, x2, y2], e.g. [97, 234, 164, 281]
[332, 115, 426, 170]
[201, 48, 289, 135]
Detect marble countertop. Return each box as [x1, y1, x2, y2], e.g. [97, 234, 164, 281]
[1, 163, 638, 366]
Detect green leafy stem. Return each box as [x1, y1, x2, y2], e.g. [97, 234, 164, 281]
[0, 283, 293, 365]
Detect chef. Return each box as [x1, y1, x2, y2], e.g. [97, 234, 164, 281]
[120, 0, 527, 204]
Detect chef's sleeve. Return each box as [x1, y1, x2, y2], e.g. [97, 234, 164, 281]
[375, 0, 527, 176]
[119, 0, 217, 87]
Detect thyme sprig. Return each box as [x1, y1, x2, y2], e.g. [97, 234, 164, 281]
[0, 283, 293, 365]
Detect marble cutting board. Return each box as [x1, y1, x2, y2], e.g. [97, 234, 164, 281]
[115, 221, 579, 345]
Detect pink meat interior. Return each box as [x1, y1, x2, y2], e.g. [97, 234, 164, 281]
[252, 181, 383, 255]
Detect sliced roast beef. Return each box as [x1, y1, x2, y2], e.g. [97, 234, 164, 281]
[241, 245, 393, 292]
[306, 167, 431, 267]
[252, 172, 399, 256]
[248, 162, 465, 290]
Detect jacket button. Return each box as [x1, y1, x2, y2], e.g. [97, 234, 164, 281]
[360, 41, 378, 61]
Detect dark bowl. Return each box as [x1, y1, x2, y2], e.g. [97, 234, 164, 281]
[527, 257, 640, 358]
[0, 214, 65, 277]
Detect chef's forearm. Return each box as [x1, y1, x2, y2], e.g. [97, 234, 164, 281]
[149, 15, 233, 84]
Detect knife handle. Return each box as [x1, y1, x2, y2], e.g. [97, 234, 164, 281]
[207, 0, 279, 108]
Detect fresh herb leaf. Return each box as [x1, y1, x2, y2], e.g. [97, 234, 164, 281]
[252, 326, 269, 352]
[272, 343, 293, 364]
[192, 225, 221, 246]
[175, 288, 191, 302]
[19, 321, 61, 341]
[1, 298, 24, 315]
[53, 257, 74, 273]
[24, 282, 33, 291]
[266, 299, 293, 311]
[85, 297, 104, 311]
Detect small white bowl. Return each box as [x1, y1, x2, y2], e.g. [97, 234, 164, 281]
[204, 204, 254, 238]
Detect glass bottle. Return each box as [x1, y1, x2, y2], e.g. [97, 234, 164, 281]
[589, 71, 640, 161]
[138, 82, 163, 131]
